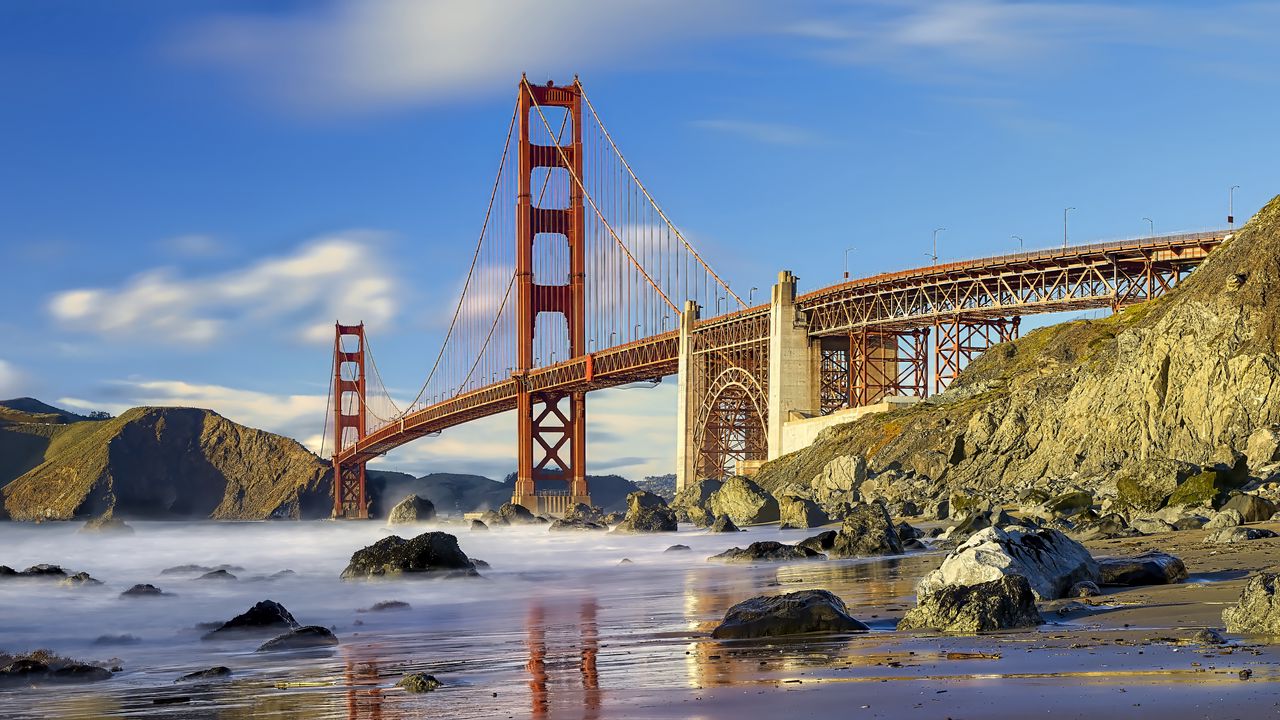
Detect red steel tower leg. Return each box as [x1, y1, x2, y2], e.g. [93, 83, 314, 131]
[332, 322, 368, 519]
[513, 77, 590, 515]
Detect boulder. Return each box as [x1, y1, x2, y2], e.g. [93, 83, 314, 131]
[1044, 490, 1094, 518]
[707, 515, 740, 533]
[202, 600, 298, 640]
[340, 532, 479, 579]
[1097, 551, 1188, 586]
[548, 517, 606, 532]
[1072, 513, 1138, 541]
[664, 544, 691, 553]
[0, 656, 111, 685]
[1173, 515, 1209, 531]
[564, 503, 606, 525]
[1204, 526, 1280, 544]
[1113, 458, 1195, 513]
[256, 626, 339, 652]
[121, 583, 168, 598]
[1222, 493, 1278, 523]
[360, 600, 411, 612]
[498, 502, 539, 525]
[398, 673, 442, 693]
[897, 521, 925, 541]
[671, 479, 722, 527]
[1224, 573, 1280, 634]
[176, 667, 232, 683]
[197, 569, 237, 581]
[60, 572, 102, 587]
[918, 526, 1099, 601]
[79, 515, 134, 534]
[1205, 508, 1245, 529]
[828, 502, 904, 558]
[478, 510, 508, 527]
[160, 563, 243, 576]
[798, 530, 837, 555]
[470, 519, 488, 531]
[1069, 581, 1102, 598]
[708, 541, 825, 563]
[710, 589, 868, 639]
[1131, 517, 1178, 534]
[778, 495, 830, 529]
[1245, 426, 1280, 472]
[811, 455, 867, 516]
[708, 476, 780, 525]
[949, 509, 1018, 541]
[898, 575, 1043, 633]
[386, 495, 436, 525]
[612, 491, 678, 533]
[1168, 469, 1239, 509]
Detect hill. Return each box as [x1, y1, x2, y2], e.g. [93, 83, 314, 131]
[0, 397, 96, 425]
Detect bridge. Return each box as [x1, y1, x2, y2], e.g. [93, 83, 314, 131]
[326, 75, 1227, 519]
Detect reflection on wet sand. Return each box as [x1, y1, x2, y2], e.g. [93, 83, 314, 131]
[344, 652, 383, 720]
[526, 599, 601, 720]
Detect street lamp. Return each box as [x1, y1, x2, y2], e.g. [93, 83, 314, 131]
[1229, 185, 1240, 227]
[1063, 207, 1075, 248]
[1012, 235, 1023, 251]
[749, 286, 758, 304]
[843, 246, 856, 280]
[930, 228, 945, 264]
[1142, 217, 1154, 237]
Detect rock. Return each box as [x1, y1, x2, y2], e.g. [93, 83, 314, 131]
[1193, 628, 1227, 645]
[777, 495, 830, 529]
[175, 666, 232, 683]
[563, 503, 606, 525]
[918, 526, 1099, 601]
[498, 502, 539, 525]
[0, 658, 112, 685]
[707, 515, 740, 533]
[386, 495, 436, 525]
[1069, 581, 1102, 598]
[1246, 426, 1280, 471]
[1044, 490, 1094, 518]
[1131, 517, 1178, 534]
[256, 626, 339, 652]
[160, 564, 243, 576]
[808, 455, 867, 517]
[1097, 551, 1187, 586]
[889, 500, 920, 518]
[478, 510, 508, 527]
[1222, 493, 1278, 523]
[397, 673, 442, 693]
[121, 583, 168, 597]
[60, 572, 102, 587]
[898, 575, 1043, 633]
[196, 569, 237, 581]
[359, 600, 411, 612]
[827, 502, 904, 558]
[14, 564, 67, 579]
[79, 515, 134, 534]
[471, 558, 490, 569]
[93, 634, 140, 646]
[1169, 469, 1240, 509]
[710, 589, 868, 639]
[949, 509, 1018, 541]
[548, 517, 606, 532]
[949, 492, 990, 521]
[896, 522, 924, 541]
[340, 532, 479, 579]
[470, 519, 488, 531]
[612, 491, 678, 533]
[1206, 508, 1245, 529]
[617, 558, 633, 565]
[664, 544, 691, 553]
[1072, 513, 1138, 541]
[202, 600, 299, 640]
[1204, 526, 1280, 544]
[1174, 515, 1209, 531]
[708, 541, 825, 563]
[708, 476, 780, 526]
[798, 530, 837, 555]
[670, 479, 722, 527]
[1113, 458, 1196, 514]
[1224, 573, 1280, 634]
[602, 511, 625, 525]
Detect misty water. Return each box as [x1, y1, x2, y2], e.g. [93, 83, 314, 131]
[0, 521, 936, 719]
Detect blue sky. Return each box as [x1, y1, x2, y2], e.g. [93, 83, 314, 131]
[2, 1, 1277, 480]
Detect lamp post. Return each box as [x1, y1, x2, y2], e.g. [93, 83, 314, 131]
[843, 246, 856, 280]
[1012, 235, 1023, 251]
[930, 228, 945, 264]
[749, 286, 758, 304]
[1229, 185, 1240, 227]
[1143, 217, 1154, 237]
[1063, 207, 1075, 248]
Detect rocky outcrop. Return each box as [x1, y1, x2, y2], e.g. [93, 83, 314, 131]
[919, 526, 1099, 601]
[1224, 573, 1280, 635]
[121, 583, 168, 598]
[707, 476, 780, 526]
[398, 673, 442, 693]
[827, 502, 904, 558]
[202, 600, 298, 640]
[256, 626, 339, 652]
[612, 491, 678, 533]
[176, 667, 232, 683]
[1222, 493, 1277, 523]
[0, 652, 112, 686]
[778, 495, 830, 529]
[549, 517, 606, 532]
[899, 575, 1043, 633]
[386, 495, 436, 525]
[79, 514, 134, 534]
[1097, 551, 1187, 586]
[708, 541, 825, 563]
[671, 479, 721, 527]
[498, 502, 539, 525]
[340, 532, 479, 579]
[707, 515, 740, 532]
[1204, 526, 1279, 544]
[710, 590, 868, 639]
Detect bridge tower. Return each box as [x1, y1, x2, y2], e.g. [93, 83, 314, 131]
[512, 78, 591, 514]
[332, 322, 368, 519]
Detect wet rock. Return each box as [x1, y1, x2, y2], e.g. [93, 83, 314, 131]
[79, 515, 134, 534]
[1072, 513, 1139, 541]
[1069, 581, 1102, 598]
[896, 522, 925, 541]
[386, 495, 436, 525]
[160, 564, 243, 576]
[548, 518, 606, 532]
[202, 600, 299, 640]
[498, 502, 539, 525]
[708, 476, 780, 526]
[121, 583, 168, 598]
[918, 526, 1099, 601]
[175, 667, 231, 683]
[707, 515, 741, 533]
[711, 589, 868, 639]
[470, 519, 488, 531]
[671, 479, 722, 527]
[1224, 573, 1280, 634]
[196, 569, 237, 581]
[899, 575, 1043, 633]
[798, 530, 837, 555]
[827, 502, 904, 558]
[60, 572, 102, 587]
[1222, 493, 1277, 523]
[777, 495, 830, 529]
[1131, 517, 1178, 534]
[398, 673, 442, 693]
[708, 541, 825, 563]
[612, 491, 677, 533]
[340, 531, 479, 579]
[1203, 526, 1280, 544]
[664, 544, 691, 553]
[92, 634, 140, 646]
[0, 654, 112, 686]
[1097, 551, 1188, 586]
[359, 600, 411, 613]
[1205, 508, 1245, 529]
[1193, 628, 1227, 645]
[256, 626, 339, 652]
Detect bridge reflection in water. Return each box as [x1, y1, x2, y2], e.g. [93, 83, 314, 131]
[526, 600, 602, 720]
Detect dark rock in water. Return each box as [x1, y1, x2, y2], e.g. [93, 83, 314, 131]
[121, 583, 168, 598]
[707, 515, 740, 533]
[1222, 493, 1278, 523]
[664, 544, 691, 553]
[93, 634, 141, 646]
[498, 502, 538, 525]
[1097, 551, 1188, 586]
[470, 519, 489, 531]
[899, 575, 1043, 633]
[175, 666, 232, 683]
[708, 476, 780, 525]
[398, 673, 442, 693]
[386, 494, 436, 525]
[256, 626, 339, 652]
[1224, 573, 1280, 634]
[828, 503, 904, 558]
[360, 600, 411, 613]
[612, 491, 678, 533]
[1069, 581, 1102, 598]
[60, 572, 103, 587]
[48, 664, 113, 683]
[1193, 628, 1227, 645]
[340, 532, 479, 579]
[79, 515, 135, 534]
[798, 530, 837, 554]
[711, 589, 868, 639]
[708, 541, 825, 563]
[777, 495, 830, 529]
[196, 569, 237, 581]
[202, 600, 298, 640]
[0, 566, 14, 578]
[902, 538, 928, 551]
[896, 521, 924, 541]
[16, 564, 67, 579]
[471, 558, 490, 569]
[549, 517, 606, 532]
[1073, 513, 1139, 541]
[617, 558, 633, 565]
[160, 564, 244, 576]
[270, 569, 295, 579]
[0, 655, 112, 686]
[1204, 526, 1280, 544]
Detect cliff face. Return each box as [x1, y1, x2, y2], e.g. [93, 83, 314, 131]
[755, 196, 1280, 506]
[1, 407, 332, 521]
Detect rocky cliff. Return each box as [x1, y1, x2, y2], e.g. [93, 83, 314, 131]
[755, 196, 1280, 511]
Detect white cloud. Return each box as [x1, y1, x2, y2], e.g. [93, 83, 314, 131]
[691, 119, 823, 146]
[0, 359, 25, 398]
[163, 234, 225, 258]
[174, 0, 759, 114]
[49, 232, 397, 346]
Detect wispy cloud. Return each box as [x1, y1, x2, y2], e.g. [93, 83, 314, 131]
[162, 233, 226, 258]
[0, 359, 25, 398]
[691, 119, 823, 146]
[48, 232, 397, 346]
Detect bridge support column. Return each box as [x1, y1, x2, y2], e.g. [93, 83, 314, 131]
[933, 316, 1020, 393]
[767, 270, 817, 460]
[674, 300, 700, 492]
[850, 328, 928, 406]
[332, 323, 369, 519]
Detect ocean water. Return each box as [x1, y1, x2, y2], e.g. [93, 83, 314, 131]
[0, 521, 933, 719]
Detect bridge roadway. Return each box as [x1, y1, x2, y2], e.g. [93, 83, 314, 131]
[336, 229, 1228, 467]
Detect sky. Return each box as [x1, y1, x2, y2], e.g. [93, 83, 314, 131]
[2, 0, 1278, 481]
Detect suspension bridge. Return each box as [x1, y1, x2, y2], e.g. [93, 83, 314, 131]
[326, 75, 1228, 519]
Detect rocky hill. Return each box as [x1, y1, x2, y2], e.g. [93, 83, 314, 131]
[755, 196, 1280, 512]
